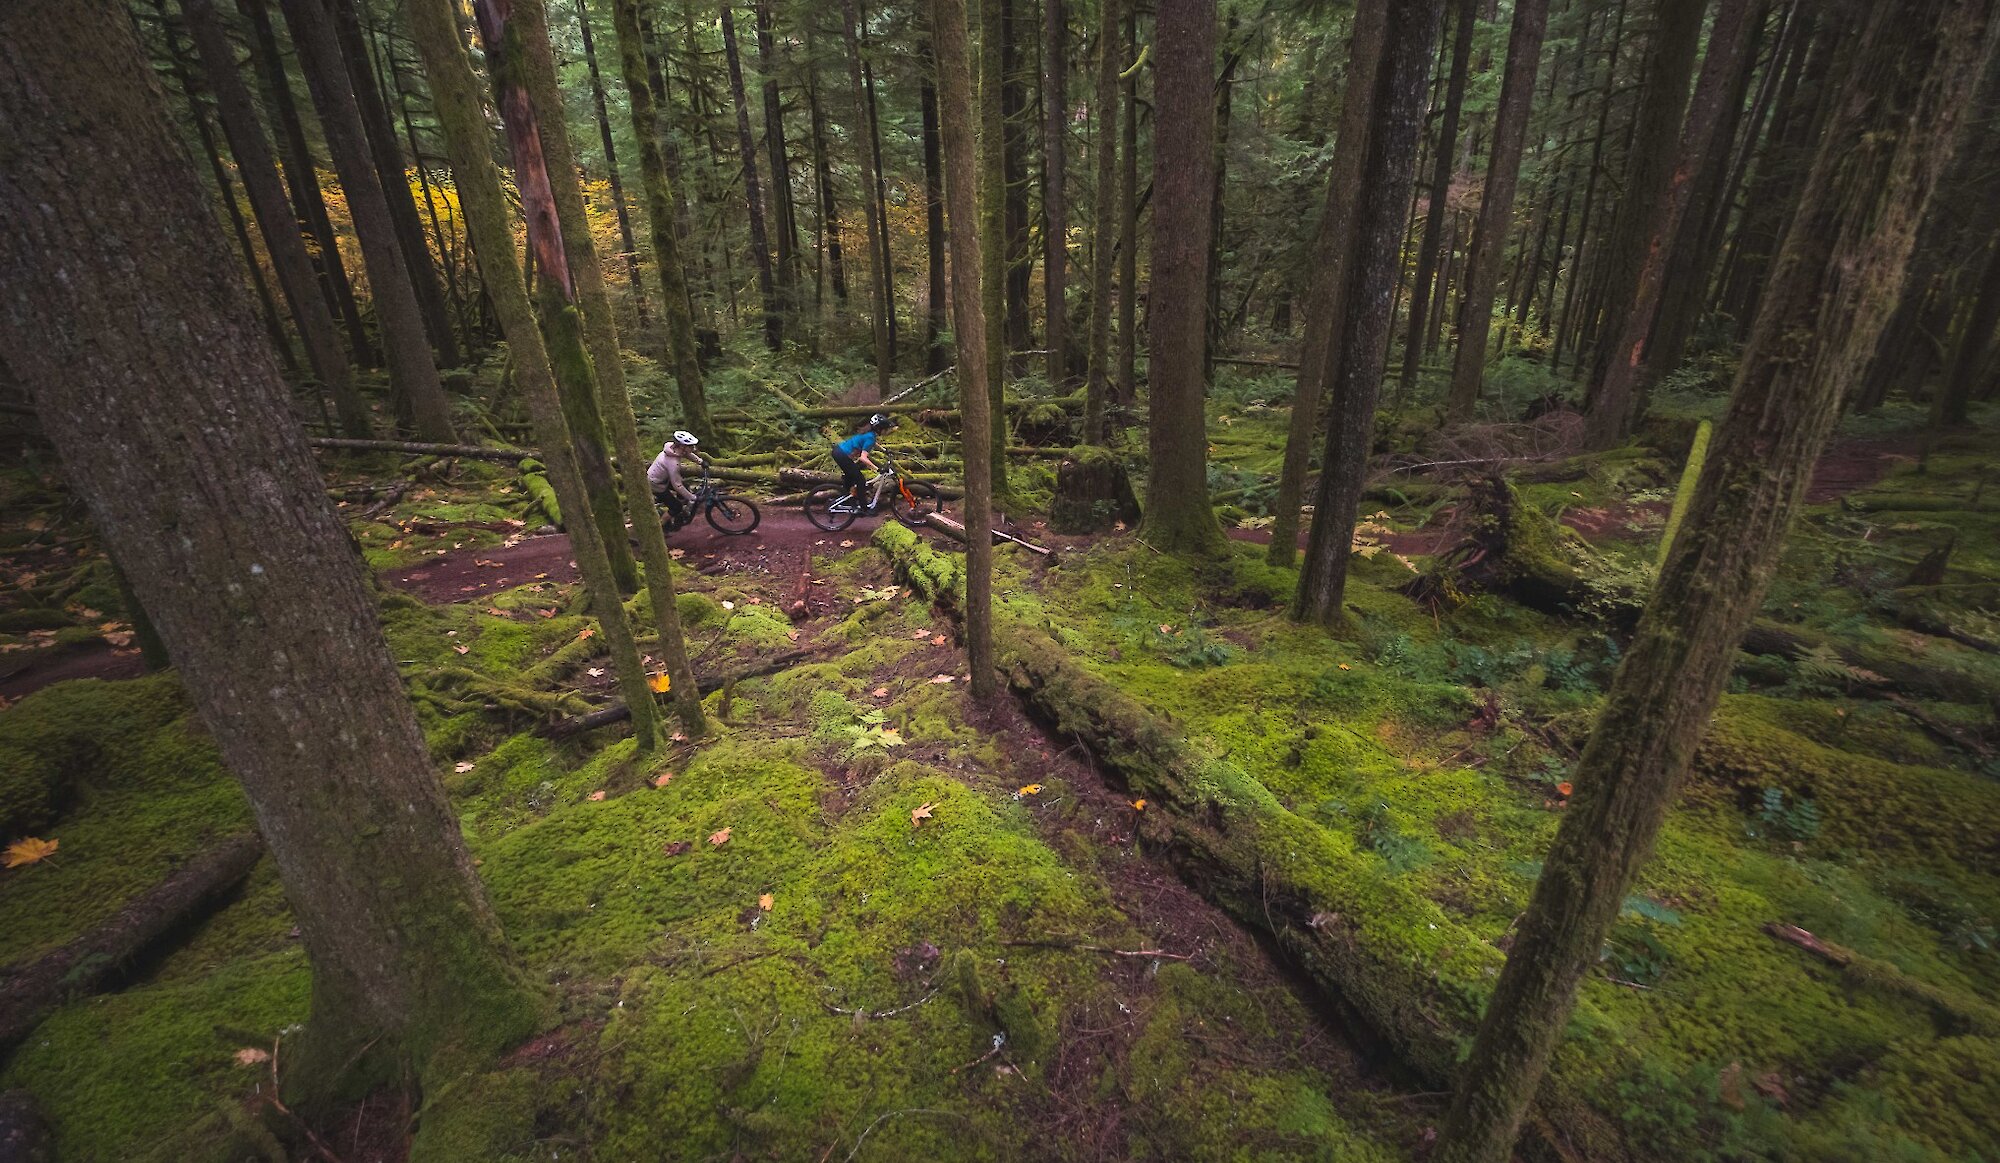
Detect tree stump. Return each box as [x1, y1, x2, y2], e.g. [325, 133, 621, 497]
[1049, 446, 1141, 534]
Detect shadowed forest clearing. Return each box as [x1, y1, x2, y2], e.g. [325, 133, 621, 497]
[4, 0, 2000, 1159]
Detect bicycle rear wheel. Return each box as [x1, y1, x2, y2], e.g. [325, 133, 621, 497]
[889, 480, 942, 524]
[704, 494, 761, 535]
[803, 485, 858, 531]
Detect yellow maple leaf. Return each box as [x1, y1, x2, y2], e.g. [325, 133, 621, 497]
[1017, 784, 1043, 796]
[648, 673, 672, 693]
[577, 627, 595, 640]
[3, 836, 58, 868]
[910, 802, 935, 827]
[1131, 799, 1147, 812]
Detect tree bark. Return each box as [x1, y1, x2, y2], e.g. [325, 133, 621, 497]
[1003, 0, 1034, 378]
[611, 0, 716, 441]
[1937, 236, 2000, 428]
[1083, 0, 1121, 441]
[1433, 2, 1999, 1157]
[1293, 0, 1444, 624]
[574, 0, 650, 328]
[753, 0, 803, 327]
[863, 47, 900, 362]
[840, 0, 893, 399]
[981, 0, 1011, 497]
[1442, 0, 1547, 423]
[1398, 0, 1476, 403]
[184, 0, 368, 438]
[0, 0, 545, 1100]
[921, 58, 951, 374]
[280, 0, 457, 441]
[720, 1, 783, 349]
[1043, 0, 1071, 387]
[1267, 1, 1388, 567]
[806, 68, 846, 310]
[928, 0, 997, 698]
[1139, 0, 1222, 554]
[1116, 6, 1139, 405]
[1583, 0, 1750, 448]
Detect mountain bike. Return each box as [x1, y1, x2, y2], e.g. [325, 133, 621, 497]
[802, 449, 942, 532]
[661, 460, 761, 536]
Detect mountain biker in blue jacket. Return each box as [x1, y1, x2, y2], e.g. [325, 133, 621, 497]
[831, 413, 896, 510]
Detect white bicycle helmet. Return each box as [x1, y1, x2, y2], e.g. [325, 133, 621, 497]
[671, 430, 699, 446]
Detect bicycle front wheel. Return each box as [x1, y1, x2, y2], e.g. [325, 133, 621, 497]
[889, 480, 942, 524]
[803, 485, 858, 531]
[704, 494, 761, 535]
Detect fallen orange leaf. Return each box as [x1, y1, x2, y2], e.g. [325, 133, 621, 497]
[708, 827, 732, 845]
[911, 802, 935, 826]
[931, 634, 948, 646]
[653, 771, 674, 789]
[587, 790, 606, 802]
[1337, 663, 1352, 671]
[577, 627, 595, 640]
[1017, 784, 1043, 796]
[233, 1047, 271, 1067]
[3, 836, 59, 868]
[872, 687, 890, 698]
[648, 673, 672, 693]
[758, 893, 774, 911]
[453, 645, 470, 655]
[1131, 799, 1147, 811]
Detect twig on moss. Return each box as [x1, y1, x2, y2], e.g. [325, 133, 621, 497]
[999, 938, 1194, 961]
[818, 987, 940, 1019]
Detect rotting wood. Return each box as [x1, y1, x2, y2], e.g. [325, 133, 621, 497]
[308, 437, 532, 461]
[921, 511, 1056, 558]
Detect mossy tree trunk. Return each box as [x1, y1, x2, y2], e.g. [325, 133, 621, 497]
[721, 1, 784, 351]
[0, 0, 542, 1102]
[1293, 0, 1443, 624]
[928, 0, 996, 699]
[1434, 4, 2000, 1158]
[840, 0, 893, 399]
[279, 0, 458, 441]
[517, 0, 706, 734]
[980, 0, 1011, 498]
[1115, 7, 1139, 407]
[921, 59, 951, 374]
[1267, 1, 1386, 567]
[1442, 0, 1547, 424]
[408, 0, 665, 752]
[183, 0, 369, 439]
[1043, 0, 1070, 388]
[1082, 0, 1120, 442]
[609, 0, 715, 441]
[1139, 0, 1223, 556]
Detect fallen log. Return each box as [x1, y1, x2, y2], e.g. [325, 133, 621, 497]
[1738, 619, 1997, 704]
[0, 833, 263, 1050]
[921, 511, 1058, 559]
[705, 465, 965, 500]
[307, 437, 532, 462]
[536, 649, 823, 740]
[709, 394, 1084, 425]
[1765, 922, 2000, 1035]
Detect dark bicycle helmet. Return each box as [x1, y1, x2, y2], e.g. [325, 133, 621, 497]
[867, 412, 897, 431]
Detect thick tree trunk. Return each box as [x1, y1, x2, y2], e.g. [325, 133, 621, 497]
[1043, 0, 1071, 387]
[806, 72, 847, 309]
[1398, 0, 1476, 403]
[1140, 0, 1222, 554]
[1583, 0, 1748, 448]
[841, 0, 893, 398]
[864, 49, 900, 362]
[575, 0, 650, 328]
[1116, 7, 1139, 405]
[1442, 0, 1547, 423]
[1293, 0, 1444, 624]
[0, 0, 544, 1101]
[922, 61, 951, 373]
[1083, 0, 1121, 441]
[1267, 1, 1388, 567]
[927, 0, 996, 698]
[981, 0, 1011, 497]
[1937, 238, 2000, 428]
[612, 0, 715, 440]
[329, 0, 458, 369]
[280, 0, 456, 441]
[721, 2, 783, 350]
[1204, 21, 1239, 377]
[1434, 3, 1999, 1158]
[184, 0, 368, 438]
[239, 0, 375, 367]
[1002, 0, 1034, 377]
[753, 0, 803, 326]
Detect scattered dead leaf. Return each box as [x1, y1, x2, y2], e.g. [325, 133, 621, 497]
[929, 674, 955, 684]
[1017, 784, 1043, 796]
[648, 673, 672, 693]
[758, 893, 774, 911]
[587, 790, 606, 802]
[1130, 799, 1146, 811]
[233, 1047, 271, 1067]
[708, 827, 732, 846]
[910, 802, 935, 827]
[653, 771, 674, 789]
[930, 634, 948, 646]
[3, 836, 59, 868]
[872, 687, 890, 698]
[453, 645, 470, 655]
[577, 627, 595, 640]
[454, 761, 476, 773]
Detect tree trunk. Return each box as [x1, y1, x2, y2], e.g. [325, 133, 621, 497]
[1268, 1, 1388, 569]
[1550, 0, 1626, 373]
[280, 0, 456, 441]
[1116, 5, 1138, 405]
[981, 0, 1011, 497]
[612, 0, 716, 441]
[575, 0, 650, 328]
[806, 70, 846, 309]
[753, 0, 802, 327]
[1140, 0, 1222, 554]
[1433, 3, 1999, 1157]
[1048, 446, 1139, 533]
[1582, 0, 1738, 447]
[1043, 0, 1071, 387]
[1442, 0, 1547, 423]
[921, 59, 951, 374]
[329, 0, 459, 369]
[841, 0, 893, 398]
[184, 0, 368, 438]
[721, 1, 783, 349]
[864, 48, 899, 362]
[1293, 0, 1444, 624]
[1204, 19, 1239, 377]
[0, 0, 543, 1101]
[1398, 0, 1476, 403]
[1083, 0, 1121, 441]
[1937, 236, 2000, 427]
[927, 0, 996, 699]
[239, 0, 375, 367]
[1002, 0, 1034, 378]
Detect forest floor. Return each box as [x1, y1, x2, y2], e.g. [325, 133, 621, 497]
[3, 369, 1998, 1162]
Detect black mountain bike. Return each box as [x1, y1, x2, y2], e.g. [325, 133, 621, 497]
[662, 460, 761, 536]
[802, 449, 942, 532]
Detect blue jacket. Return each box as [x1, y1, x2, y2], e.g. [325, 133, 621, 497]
[834, 430, 878, 457]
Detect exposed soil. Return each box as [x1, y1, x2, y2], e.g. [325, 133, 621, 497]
[1805, 434, 1924, 503]
[0, 640, 145, 701]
